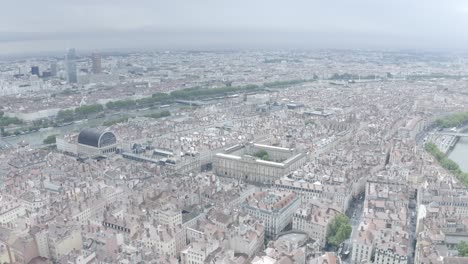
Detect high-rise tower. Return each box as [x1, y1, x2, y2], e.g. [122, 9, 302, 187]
[50, 62, 58, 77]
[66, 48, 77, 83]
[31, 66, 39, 76]
[91, 52, 102, 74]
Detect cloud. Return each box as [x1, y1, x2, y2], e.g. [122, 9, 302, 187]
[0, 0, 467, 54]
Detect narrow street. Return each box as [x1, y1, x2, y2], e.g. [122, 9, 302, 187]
[342, 192, 365, 263]
[407, 196, 418, 264]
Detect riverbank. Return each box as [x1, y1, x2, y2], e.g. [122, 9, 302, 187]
[1, 105, 179, 147]
[425, 142, 468, 186]
[448, 137, 468, 173]
[446, 124, 468, 166]
[426, 122, 468, 165]
[427, 133, 458, 154]
[445, 136, 459, 156]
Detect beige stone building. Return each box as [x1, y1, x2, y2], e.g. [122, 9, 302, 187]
[48, 228, 83, 260]
[275, 177, 353, 212]
[180, 240, 219, 264]
[228, 215, 265, 258]
[243, 191, 300, 237]
[213, 143, 307, 184]
[292, 204, 340, 248]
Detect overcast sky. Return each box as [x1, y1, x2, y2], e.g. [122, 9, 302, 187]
[1, 0, 468, 55]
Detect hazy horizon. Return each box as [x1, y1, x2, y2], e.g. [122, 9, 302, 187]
[1, 0, 468, 55]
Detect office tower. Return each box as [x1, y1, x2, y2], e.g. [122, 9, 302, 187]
[66, 48, 78, 83]
[41, 71, 52, 78]
[31, 66, 39, 76]
[91, 52, 102, 74]
[50, 62, 58, 77]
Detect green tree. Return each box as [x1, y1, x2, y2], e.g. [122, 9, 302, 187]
[327, 214, 352, 247]
[144, 111, 171, 119]
[56, 109, 75, 123]
[264, 80, 304, 88]
[253, 150, 270, 161]
[458, 241, 468, 257]
[74, 104, 103, 118]
[0, 116, 23, 126]
[106, 100, 136, 110]
[43, 135, 57, 144]
[435, 112, 468, 128]
[95, 80, 309, 115]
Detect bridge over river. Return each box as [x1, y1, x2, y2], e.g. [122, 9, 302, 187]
[431, 132, 468, 138]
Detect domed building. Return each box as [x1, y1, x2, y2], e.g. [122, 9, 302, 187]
[76, 128, 117, 157]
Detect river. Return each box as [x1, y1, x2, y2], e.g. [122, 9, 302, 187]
[1, 105, 182, 147]
[448, 137, 468, 173]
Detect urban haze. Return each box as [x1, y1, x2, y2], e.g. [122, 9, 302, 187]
[0, 1, 468, 264]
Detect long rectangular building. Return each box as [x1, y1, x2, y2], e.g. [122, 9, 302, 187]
[213, 143, 307, 184]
